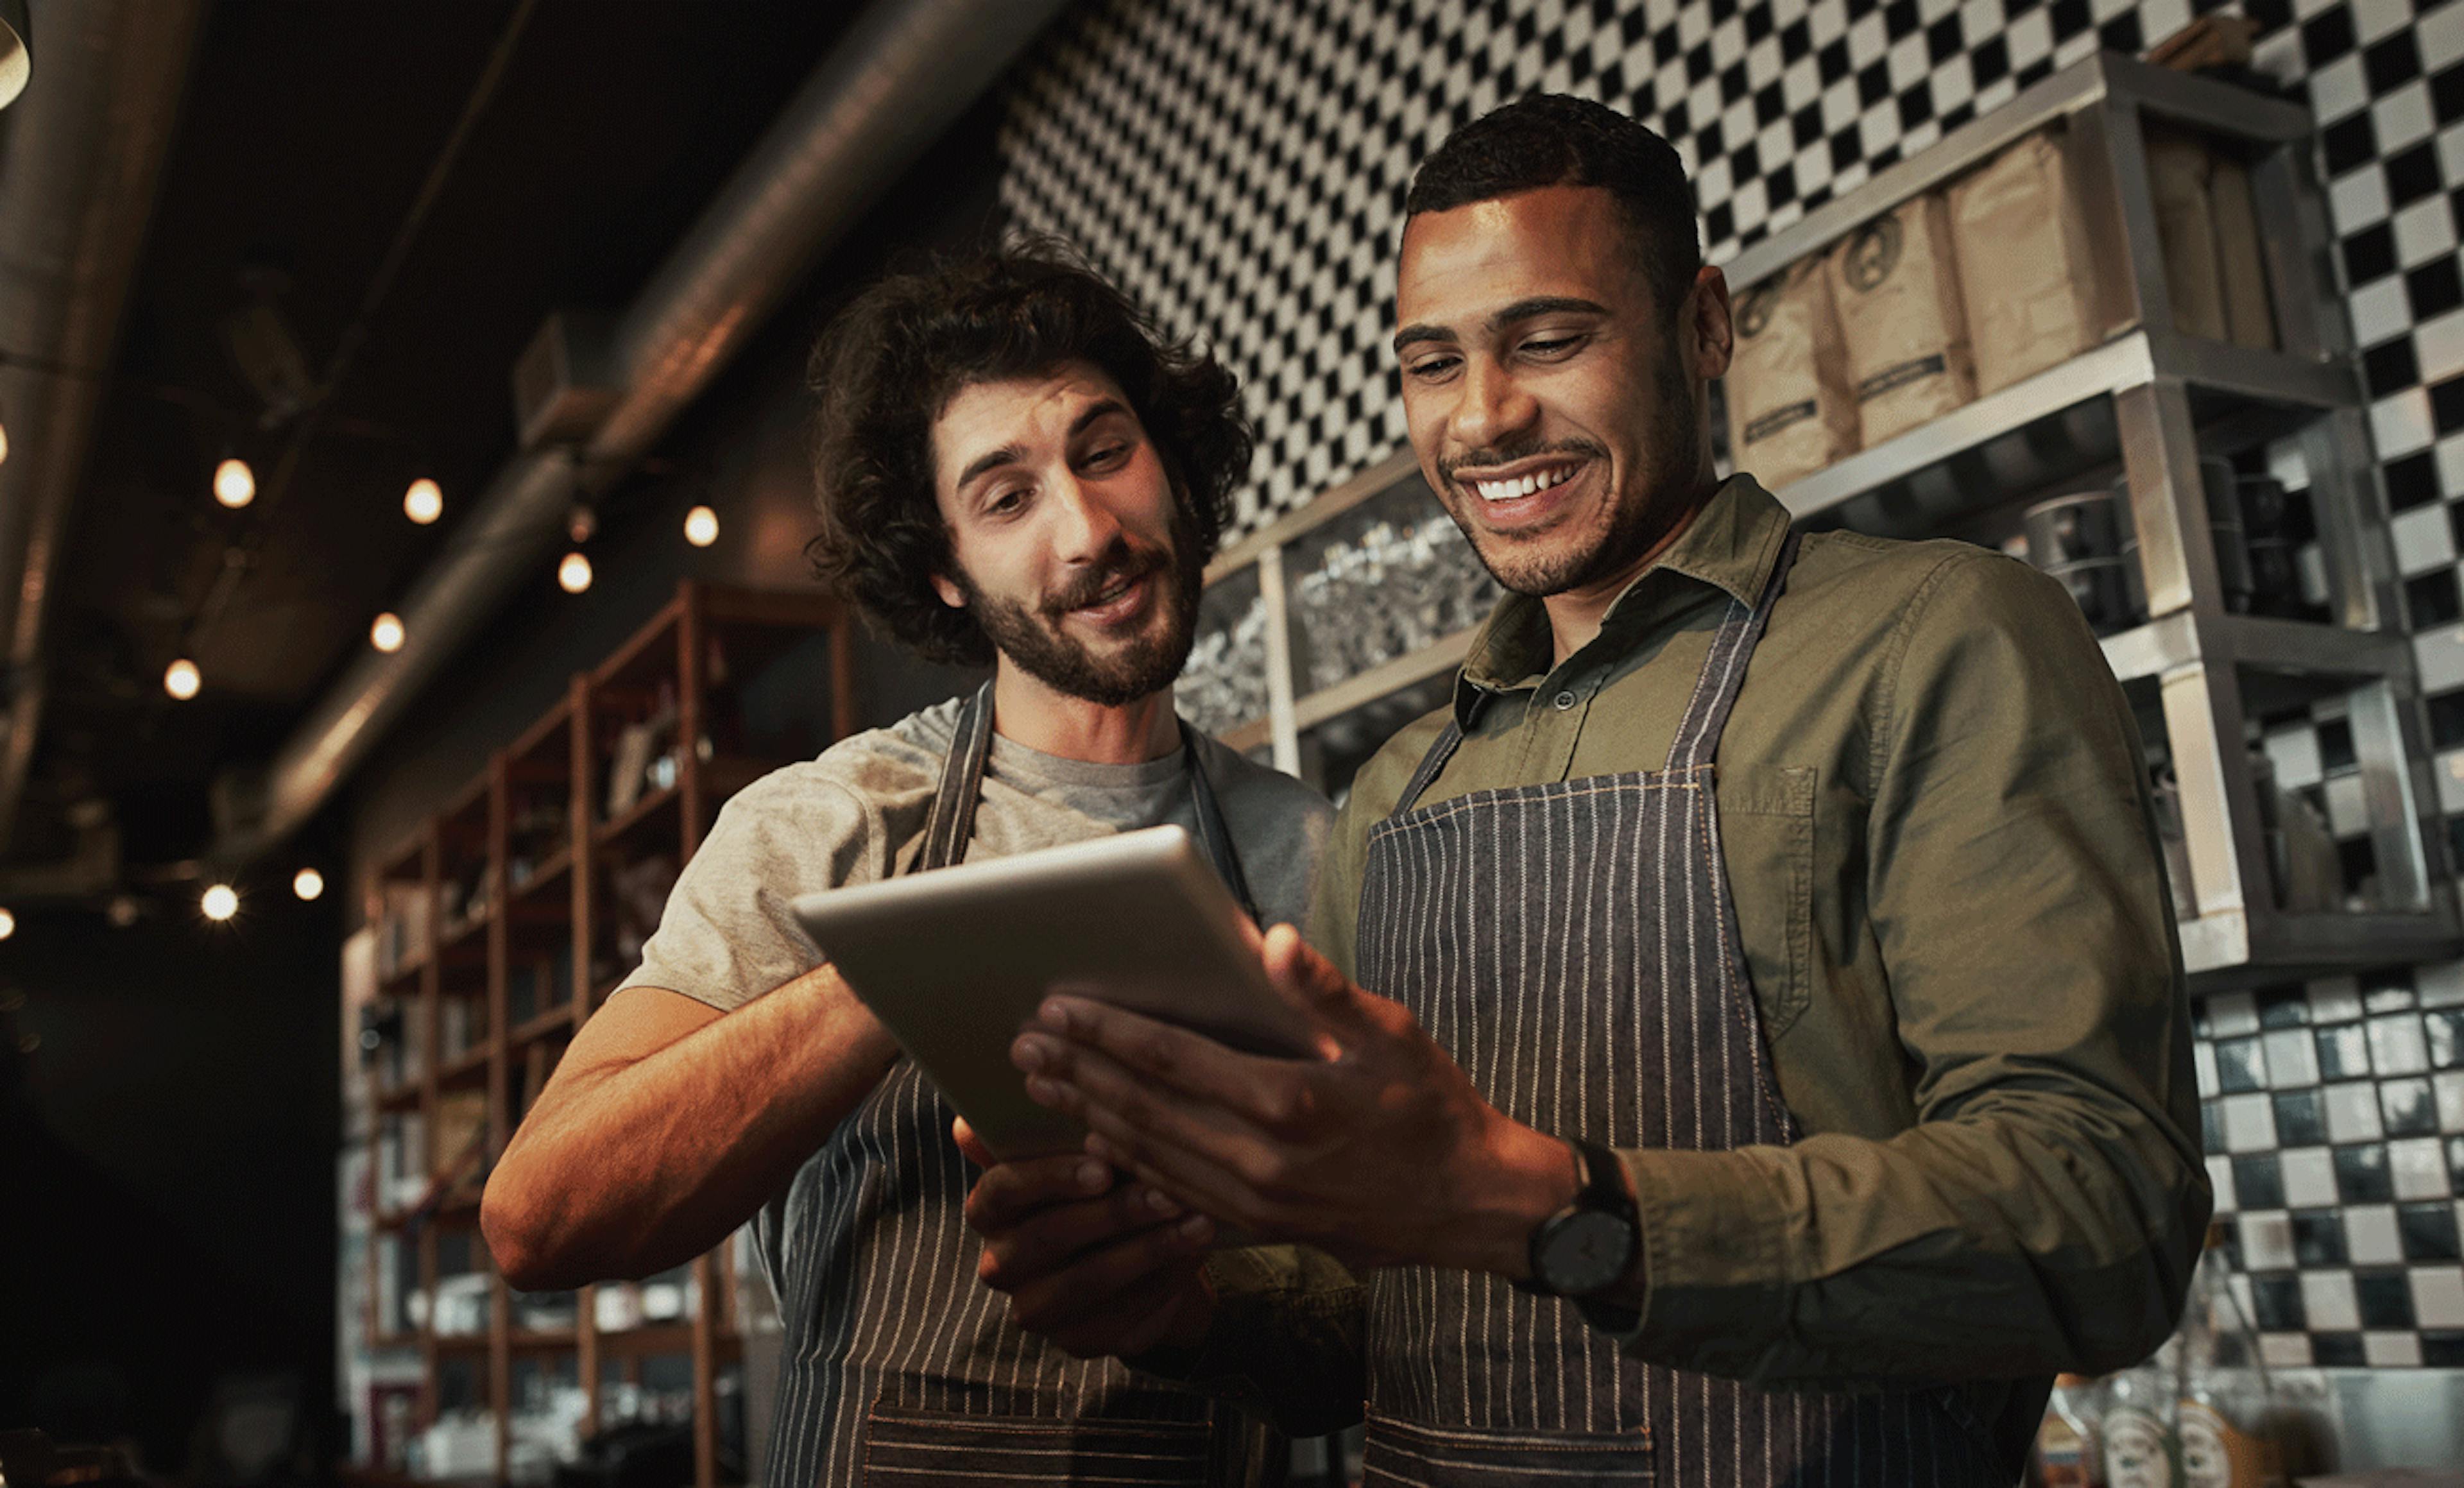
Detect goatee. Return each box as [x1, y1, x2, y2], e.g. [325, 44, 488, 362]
[959, 533, 1205, 708]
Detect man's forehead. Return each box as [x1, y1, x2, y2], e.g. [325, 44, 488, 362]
[932, 362, 1133, 475]
[1396, 184, 1643, 323]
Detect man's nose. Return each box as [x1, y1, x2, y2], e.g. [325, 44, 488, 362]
[1451, 359, 1537, 452]
[1049, 471, 1125, 562]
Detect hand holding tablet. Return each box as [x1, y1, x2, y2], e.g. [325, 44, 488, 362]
[790, 826, 1313, 1161]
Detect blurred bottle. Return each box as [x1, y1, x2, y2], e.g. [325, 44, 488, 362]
[2175, 1222, 2284, 1487]
[2033, 1373, 2104, 1487]
[2101, 1344, 2181, 1488]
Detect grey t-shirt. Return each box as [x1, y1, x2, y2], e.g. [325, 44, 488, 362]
[623, 694, 1331, 1011]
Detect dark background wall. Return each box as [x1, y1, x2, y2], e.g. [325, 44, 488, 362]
[0, 71, 1007, 1484]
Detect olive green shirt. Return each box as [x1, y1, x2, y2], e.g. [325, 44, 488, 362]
[1156, 475, 2209, 1462]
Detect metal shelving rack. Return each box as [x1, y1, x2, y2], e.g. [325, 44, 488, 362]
[347, 579, 858, 1486]
[1185, 50, 2457, 989]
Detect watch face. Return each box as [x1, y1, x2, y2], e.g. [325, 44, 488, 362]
[1539, 1209, 1634, 1296]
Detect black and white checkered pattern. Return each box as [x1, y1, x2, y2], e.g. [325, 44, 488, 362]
[1000, 0, 2464, 1365]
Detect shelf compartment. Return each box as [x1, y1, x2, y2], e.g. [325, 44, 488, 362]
[596, 780, 680, 849]
[508, 1003, 575, 1048]
[1767, 331, 2359, 530]
[505, 847, 572, 906]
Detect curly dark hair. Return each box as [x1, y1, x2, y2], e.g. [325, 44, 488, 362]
[1407, 94, 1702, 321]
[805, 240, 1253, 667]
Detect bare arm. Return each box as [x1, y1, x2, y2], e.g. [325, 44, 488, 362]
[481, 967, 900, 1290]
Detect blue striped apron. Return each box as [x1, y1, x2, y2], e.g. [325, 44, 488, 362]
[759, 682, 1281, 1487]
[1351, 534, 2005, 1485]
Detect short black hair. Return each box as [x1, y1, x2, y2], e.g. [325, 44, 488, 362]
[1405, 94, 1703, 319]
[804, 238, 1252, 667]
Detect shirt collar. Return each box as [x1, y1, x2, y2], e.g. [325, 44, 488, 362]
[1453, 474, 1791, 713]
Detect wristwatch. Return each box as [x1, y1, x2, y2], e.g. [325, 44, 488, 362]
[1525, 1137, 1642, 1330]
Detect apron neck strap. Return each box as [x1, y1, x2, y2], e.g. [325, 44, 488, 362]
[914, 682, 1259, 921]
[1665, 528, 1801, 773]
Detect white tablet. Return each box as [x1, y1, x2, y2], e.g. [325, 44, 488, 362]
[790, 825, 1315, 1161]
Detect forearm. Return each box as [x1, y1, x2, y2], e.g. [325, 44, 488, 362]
[484, 970, 898, 1288]
[1597, 1093, 2208, 1385]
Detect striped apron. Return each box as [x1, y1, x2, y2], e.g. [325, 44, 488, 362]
[1352, 535, 2004, 1486]
[759, 683, 1282, 1488]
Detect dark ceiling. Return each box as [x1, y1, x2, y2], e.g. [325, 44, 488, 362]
[28, 0, 859, 866]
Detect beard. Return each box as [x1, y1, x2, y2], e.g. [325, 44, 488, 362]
[1440, 348, 1704, 599]
[957, 522, 1206, 708]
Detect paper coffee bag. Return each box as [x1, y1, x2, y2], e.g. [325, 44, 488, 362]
[1950, 128, 2108, 393]
[2147, 128, 2230, 341]
[1827, 192, 1976, 445]
[1725, 253, 1859, 490]
[2209, 151, 2276, 350]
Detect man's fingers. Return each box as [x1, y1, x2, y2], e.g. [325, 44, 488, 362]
[963, 1152, 1113, 1233]
[1005, 1214, 1215, 1346]
[977, 1183, 1185, 1288]
[951, 1116, 998, 1169]
[1263, 923, 1352, 1011]
[1018, 995, 1310, 1120]
[1014, 1030, 1276, 1179]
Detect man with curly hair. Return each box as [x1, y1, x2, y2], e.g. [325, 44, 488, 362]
[482, 241, 1330, 1487]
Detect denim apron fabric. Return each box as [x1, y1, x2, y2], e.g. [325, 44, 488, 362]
[1352, 536, 1999, 1486]
[759, 682, 1278, 1487]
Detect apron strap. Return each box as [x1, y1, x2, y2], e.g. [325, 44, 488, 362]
[918, 681, 997, 873]
[1182, 722, 1260, 923]
[916, 682, 1258, 920]
[1664, 529, 1802, 773]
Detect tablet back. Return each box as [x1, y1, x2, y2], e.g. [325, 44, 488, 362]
[791, 825, 1313, 1160]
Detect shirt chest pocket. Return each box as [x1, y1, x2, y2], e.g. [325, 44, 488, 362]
[1711, 764, 1816, 1041]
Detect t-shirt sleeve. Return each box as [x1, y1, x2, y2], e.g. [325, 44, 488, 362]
[617, 770, 884, 1013]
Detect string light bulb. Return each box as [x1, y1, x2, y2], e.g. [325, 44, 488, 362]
[683, 505, 719, 547]
[212, 457, 255, 509]
[201, 883, 239, 921]
[0, 906, 15, 940]
[370, 611, 405, 653]
[0, 411, 10, 466]
[293, 867, 324, 902]
[163, 658, 201, 700]
[404, 478, 443, 525]
[558, 551, 592, 594]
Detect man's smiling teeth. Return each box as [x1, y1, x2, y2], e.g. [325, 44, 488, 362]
[1082, 574, 1136, 608]
[1469, 466, 1577, 502]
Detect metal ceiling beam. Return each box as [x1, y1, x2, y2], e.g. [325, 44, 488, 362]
[0, 0, 205, 854]
[209, 0, 1070, 864]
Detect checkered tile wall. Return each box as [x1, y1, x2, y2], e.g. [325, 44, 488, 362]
[998, 0, 2464, 1367]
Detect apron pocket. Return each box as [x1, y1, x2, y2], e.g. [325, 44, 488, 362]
[859, 1403, 1215, 1486]
[1362, 1410, 1653, 1486]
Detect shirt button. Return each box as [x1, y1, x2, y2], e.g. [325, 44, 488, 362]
[1553, 690, 1579, 711]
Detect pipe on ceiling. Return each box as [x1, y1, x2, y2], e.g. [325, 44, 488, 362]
[0, 0, 205, 854]
[209, 0, 1072, 863]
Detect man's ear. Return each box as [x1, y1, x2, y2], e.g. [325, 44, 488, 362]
[931, 572, 966, 610]
[1690, 265, 1734, 382]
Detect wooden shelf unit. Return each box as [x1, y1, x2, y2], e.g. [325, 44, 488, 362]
[350, 581, 857, 1486]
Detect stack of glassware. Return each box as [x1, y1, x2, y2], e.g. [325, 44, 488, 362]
[1176, 588, 1270, 737]
[1291, 512, 1498, 694]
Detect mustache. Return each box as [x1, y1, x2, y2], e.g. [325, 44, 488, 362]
[1438, 438, 1608, 484]
[1043, 541, 1168, 615]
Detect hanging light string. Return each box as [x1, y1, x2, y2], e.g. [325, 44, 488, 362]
[169, 0, 542, 669]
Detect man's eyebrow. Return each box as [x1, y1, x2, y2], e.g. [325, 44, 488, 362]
[1392, 297, 1612, 355]
[1487, 295, 1610, 327]
[952, 399, 1134, 492]
[954, 443, 1023, 492]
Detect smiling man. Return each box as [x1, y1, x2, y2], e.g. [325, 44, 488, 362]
[970, 96, 2209, 1484]
[480, 243, 1330, 1487]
